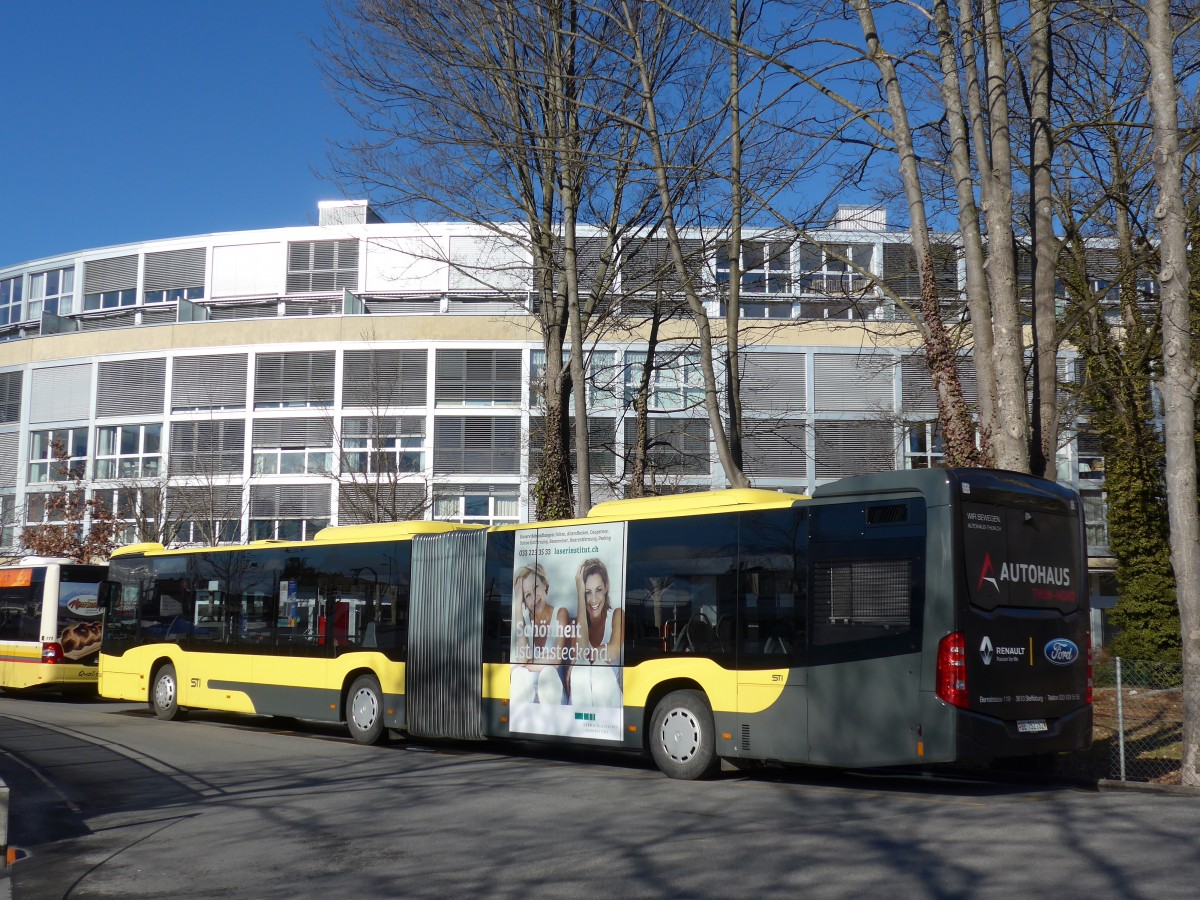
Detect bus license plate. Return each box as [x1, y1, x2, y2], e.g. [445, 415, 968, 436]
[1017, 719, 1048, 734]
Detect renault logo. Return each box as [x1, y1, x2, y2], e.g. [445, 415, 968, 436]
[980, 635, 994, 666]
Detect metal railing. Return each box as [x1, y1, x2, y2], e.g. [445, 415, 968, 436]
[1093, 657, 1185, 784]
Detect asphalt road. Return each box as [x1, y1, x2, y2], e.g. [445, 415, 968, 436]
[2, 694, 1199, 899]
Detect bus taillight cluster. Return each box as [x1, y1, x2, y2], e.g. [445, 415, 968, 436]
[41, 642, 65, 665]
[936, 632, 968, 709]
[1086, 642, 1093, 704]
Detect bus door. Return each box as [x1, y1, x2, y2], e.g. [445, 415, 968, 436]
[260, 577, 330, 715]
[184, 549, 277, 712]
[735, 509, 809, 765]
[805, 499, 926, 768]
[183, 580, 255, 712]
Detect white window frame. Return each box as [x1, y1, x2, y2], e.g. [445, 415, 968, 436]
[0, 275, 23, 325]
[433, 488, 519, 525]
[29, 427, 89, 483]
[716, 240, 793, 295]
[28, 266, 75, 318]
[903, 422, 944, 470]
[796, 242, 875, 295]
[95, 424, 163, 479]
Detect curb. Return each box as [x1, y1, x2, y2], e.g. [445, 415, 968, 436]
[1097, 778, 1200, 797]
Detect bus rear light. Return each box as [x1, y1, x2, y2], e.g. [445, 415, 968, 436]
[41, 642, 65, 664]
[1086, 643, 1093, 704]
[936, 632, 968, 709]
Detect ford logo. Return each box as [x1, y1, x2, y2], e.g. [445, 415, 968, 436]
[1044, 638, 1079, 666]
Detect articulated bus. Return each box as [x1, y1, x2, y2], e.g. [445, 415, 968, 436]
[1, 558, 108, 693]
[99, 468, 1092, 779]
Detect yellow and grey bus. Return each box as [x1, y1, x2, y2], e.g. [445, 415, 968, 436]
[99, 468, 1092, 779]
[1, 558, 108, 693]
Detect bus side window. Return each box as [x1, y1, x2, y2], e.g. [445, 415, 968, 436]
[0, 605, 21, 640]
[809, 500, 925, 656]
[739, 508, 807, 667]
[2, 573, 46, 643]
[624, 514, 738, 665]
[482, 531, 515, 663]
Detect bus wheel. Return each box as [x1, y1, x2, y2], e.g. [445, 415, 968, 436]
[650, 690, 719, 780]
[347, 674, 386, 745]
[150, 664, 182, 721]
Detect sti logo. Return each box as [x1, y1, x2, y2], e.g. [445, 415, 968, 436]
[977, 552, 999, 592]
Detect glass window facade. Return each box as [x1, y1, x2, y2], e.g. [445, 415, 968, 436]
[28, 267, 75, 318]
[95, 424, 162, 479]
[1, 276, 23, 325]
[29, 428, 89, 483]
[145, 286, 204, 304]
[83, 289, 137, 311]
[716, 241, 793, 294]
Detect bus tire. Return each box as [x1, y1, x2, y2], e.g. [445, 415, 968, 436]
[347, 674, 386, 745]
[649, 689, 719, 780]
[150, 664, 182, 721]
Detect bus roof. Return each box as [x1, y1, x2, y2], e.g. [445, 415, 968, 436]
[109, 521, 481, 560]
[108, 490, 809, 560]
[493, 488, 808, 533]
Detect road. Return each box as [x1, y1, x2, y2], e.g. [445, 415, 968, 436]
[1, 694, 1199, 899]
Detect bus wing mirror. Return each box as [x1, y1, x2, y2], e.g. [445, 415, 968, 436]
[98, 581, 120, 614]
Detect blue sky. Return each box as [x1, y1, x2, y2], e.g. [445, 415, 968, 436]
[0, 2, 351, 268]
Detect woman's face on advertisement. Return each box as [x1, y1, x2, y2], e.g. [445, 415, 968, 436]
[518, 573, 547, 611]
[516, 578, 535, 614]
[583, 572, 607, 618]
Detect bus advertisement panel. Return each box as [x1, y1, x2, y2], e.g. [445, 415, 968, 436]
[509, 522, 626, 742]
[57, 578, 104, 660]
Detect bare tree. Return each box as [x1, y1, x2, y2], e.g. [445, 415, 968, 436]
[324, 0, 653, 518]
[608, 0, 796, 487]
[1054, 0, 1200, 785]
[654, 0, 989, 468]
[20, 439, 118, 564]
[1051, 14, 1184, 663]
[1137, 0, 1200, 786]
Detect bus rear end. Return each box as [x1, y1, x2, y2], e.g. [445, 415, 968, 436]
[0, 563, 107, 693]
[941, 471, 1092, 760]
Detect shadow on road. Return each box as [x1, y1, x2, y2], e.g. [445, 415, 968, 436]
[0, 715, 202, 847]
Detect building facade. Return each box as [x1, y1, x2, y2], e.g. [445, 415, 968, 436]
[0, 200, 1110, 603]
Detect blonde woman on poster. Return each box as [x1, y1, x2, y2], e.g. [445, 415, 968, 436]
[569, 557, 623, 707]
[510, 563, 569, 705]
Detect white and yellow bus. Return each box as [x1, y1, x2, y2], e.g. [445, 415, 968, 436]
[99, 468, 1093, 779]
[1, 558, 108, 693]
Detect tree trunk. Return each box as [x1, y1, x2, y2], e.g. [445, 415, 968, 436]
[534, 305, 575, 522]
[932, 0, 997, 464]
[622, 3, 747, 489]
[852, 0, 980, 466]
[976, 0, 1031, 473]
[1027, 0, 1060, 480]
[724, 0, 746, 481]
[628, 314, 662, 497]
[1144, 0, 1200, 786]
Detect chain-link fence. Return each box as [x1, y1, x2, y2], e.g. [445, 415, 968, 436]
[1092, 657, 1185, 784]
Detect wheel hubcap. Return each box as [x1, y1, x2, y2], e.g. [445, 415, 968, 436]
[660, 707, 700, 763]
[156, 674, 175, 709]
[352, 688, 378, 730]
